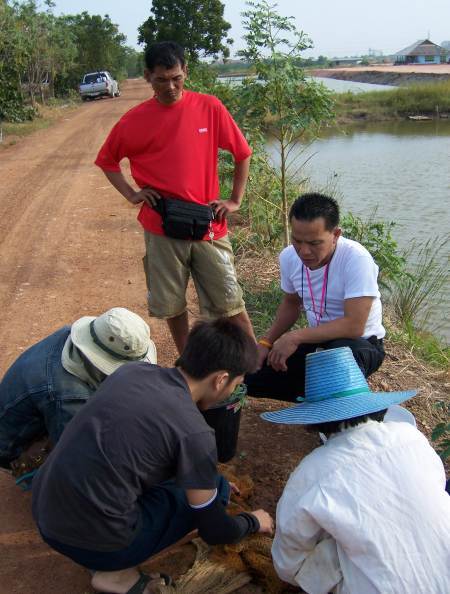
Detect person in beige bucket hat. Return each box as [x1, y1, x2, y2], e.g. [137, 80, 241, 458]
[0, 307, 156, 488]
[70, 307, 157, 376]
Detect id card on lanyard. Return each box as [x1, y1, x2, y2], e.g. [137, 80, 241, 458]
[304, 264, 329, 326]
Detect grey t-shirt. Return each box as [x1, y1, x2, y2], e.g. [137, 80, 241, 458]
[32, 364, 217, 551]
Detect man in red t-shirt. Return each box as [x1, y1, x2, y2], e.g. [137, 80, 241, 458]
[95, 41, 255, 353]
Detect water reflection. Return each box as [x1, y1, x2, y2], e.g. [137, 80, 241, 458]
[218, 75, 395, 94]
[322, 119, 450, 139]
[311, 76, 395, 93]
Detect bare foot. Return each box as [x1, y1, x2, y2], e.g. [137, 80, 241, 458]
[91, 569, 168, 593]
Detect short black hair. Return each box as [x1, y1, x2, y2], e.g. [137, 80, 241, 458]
[176, 319, 258, 379]
[144, 41, 185, 71]
[306, 409, 387, 437]
[289, 193, 340, 230]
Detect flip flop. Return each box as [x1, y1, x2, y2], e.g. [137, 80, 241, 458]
[126, 572, 172, 594]
[15, 469, 38, 492]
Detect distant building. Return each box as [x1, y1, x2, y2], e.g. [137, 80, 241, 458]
[394, 39, 446, 64]
[441, 41, 450, 61]
[330, 58, 361, 66]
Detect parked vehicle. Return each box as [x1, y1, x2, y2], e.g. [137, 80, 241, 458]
[79, 71, 120, 101]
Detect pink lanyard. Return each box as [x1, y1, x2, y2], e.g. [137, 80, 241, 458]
[305, 264, 329, 326]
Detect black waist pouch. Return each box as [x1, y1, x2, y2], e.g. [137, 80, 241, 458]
[155, 198, 214, 240]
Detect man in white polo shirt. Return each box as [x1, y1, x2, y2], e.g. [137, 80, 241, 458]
[246, 193, 385, 400]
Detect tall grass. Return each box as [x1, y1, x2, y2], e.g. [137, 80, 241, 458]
[0, 99, 79, 146]
[387, 237, 449, 366]
[335, 80, 450, 118]
[241, 280, 284, 336]
[388, 322, 449, 368]
[389, 238, 448, 328]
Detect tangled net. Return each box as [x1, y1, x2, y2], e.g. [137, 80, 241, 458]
[157, 466, 296, 593]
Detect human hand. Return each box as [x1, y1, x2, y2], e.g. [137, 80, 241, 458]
[210, 199, 240, 222]
[128, 186, 161, 207]
[251, 509, 274, 535]
[267, 332, 299, 372]
[256, 343, 270, 370]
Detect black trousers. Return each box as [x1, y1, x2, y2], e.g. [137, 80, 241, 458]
[245, 337, 385, 402]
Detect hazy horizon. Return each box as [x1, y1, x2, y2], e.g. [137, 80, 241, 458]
[51, 0, 450, 58]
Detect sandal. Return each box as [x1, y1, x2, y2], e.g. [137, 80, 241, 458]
[126, 571, 172, 594]
[15, 469, 38, 492]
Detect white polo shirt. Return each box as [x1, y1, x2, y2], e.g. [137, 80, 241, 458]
[279, 236, 385, 339]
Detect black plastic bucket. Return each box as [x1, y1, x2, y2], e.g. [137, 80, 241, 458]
[202, 398, 242, 463]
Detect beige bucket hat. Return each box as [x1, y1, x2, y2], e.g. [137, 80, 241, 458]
[70, 307, 157, 375]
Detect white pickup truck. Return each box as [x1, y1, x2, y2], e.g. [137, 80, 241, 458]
[79, 71, 120, 101]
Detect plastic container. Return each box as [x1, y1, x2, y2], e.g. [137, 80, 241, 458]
[384, 404, 416, 426]
[202, 397, 243, 463]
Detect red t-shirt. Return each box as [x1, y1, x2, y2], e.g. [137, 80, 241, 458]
[95, 90, 252, 239]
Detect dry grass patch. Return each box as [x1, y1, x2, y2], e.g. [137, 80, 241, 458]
[0, 101, 80, 148]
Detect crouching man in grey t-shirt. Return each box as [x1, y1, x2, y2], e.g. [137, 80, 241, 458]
[32, 319, 273, 594]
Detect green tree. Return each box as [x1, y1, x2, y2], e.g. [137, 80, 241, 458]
[13, 1, 77, 104]
[0, 0, 34, 119]
[138, 0, 233, 62]
[123, 47, 145, 78]
[62, 11, 128, 83]
[0, 1, 131, 119]
[47, 14, 78, 98]
[317, 55, 329, 66]
[238, 1, 335, 245]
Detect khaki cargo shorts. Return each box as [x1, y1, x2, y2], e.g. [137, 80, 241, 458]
[143, 232, 245, 319]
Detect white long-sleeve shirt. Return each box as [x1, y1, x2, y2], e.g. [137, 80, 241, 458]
[272, 420, 450, 594]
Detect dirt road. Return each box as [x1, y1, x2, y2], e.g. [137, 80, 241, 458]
[0, 79, 314, 594]
[0, 79, 176, 376]
[0, 79, 181, 594]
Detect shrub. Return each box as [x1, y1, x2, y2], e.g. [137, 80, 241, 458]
[340, 211, 406, 288]
[431, 402, 450, 461]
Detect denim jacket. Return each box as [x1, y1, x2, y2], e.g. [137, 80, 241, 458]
[0, 327, 93, 464]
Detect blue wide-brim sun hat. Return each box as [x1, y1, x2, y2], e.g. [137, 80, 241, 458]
[261, 347, 417, 425]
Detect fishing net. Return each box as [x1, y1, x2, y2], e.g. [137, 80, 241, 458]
[156, 466, 297, 593]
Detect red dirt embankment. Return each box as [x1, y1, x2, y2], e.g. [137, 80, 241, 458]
[0, 79, 180, 594]
[312, 64, 450, 85]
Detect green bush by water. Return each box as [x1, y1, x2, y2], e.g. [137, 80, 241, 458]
[341, 212, 406, 289]
[335, 81, 450, 119]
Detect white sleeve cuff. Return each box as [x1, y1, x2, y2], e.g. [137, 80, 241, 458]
[189, 489, 218, 509]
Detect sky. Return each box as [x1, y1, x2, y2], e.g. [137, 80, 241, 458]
[51, 0, 450, 58]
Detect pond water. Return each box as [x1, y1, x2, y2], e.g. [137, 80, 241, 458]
[311, 76, 395, 93]
[219, 75, 395, 93]
[266, 119, 450, 343]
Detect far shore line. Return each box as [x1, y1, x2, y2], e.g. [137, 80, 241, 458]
[312, 65, 450, 87]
